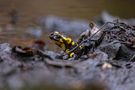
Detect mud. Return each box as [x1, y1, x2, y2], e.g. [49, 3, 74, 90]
[0, 41, 134, 90]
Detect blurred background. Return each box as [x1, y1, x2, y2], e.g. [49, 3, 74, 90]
[0, 0, 134, 48]
[0, 0, 135, 26]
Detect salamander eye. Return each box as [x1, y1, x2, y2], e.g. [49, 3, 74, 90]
[50, 33, 53, 36]
[54, 35, 61, 40]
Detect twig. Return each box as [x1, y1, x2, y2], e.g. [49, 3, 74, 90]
[69, 22, 115, 53]
[129, 54, 135, 62]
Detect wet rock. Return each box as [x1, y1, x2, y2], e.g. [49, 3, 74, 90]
[0, 59, 21, 76]
[45, 51, 59, 60]
[0, 43, 11, 53]
[26, 26, 42, 38]
[115, 44, 135, 60]
[99, 41, 121, 59]
[87, 50, 108, 62]
[101, 11, 119, 23]
[39, 15, 89, 35]
[101, 11, 135, 25]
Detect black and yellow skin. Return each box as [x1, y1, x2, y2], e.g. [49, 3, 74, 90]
[49, 31, 83, 59]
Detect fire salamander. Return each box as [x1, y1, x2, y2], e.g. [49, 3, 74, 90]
[49, 22, 106, 60]
[49, 31, 83, 59]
